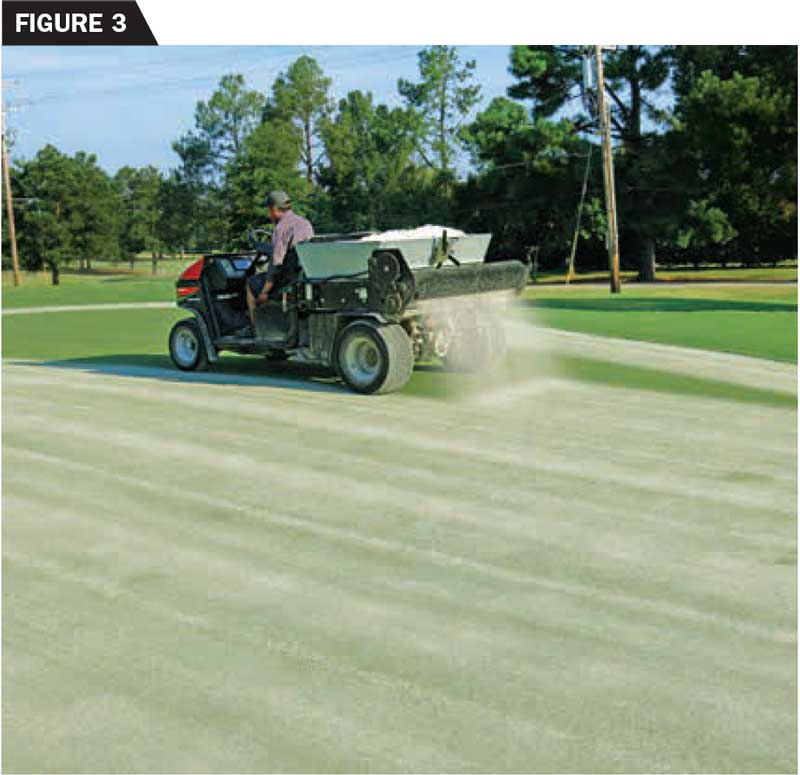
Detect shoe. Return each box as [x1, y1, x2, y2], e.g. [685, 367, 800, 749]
[232, 324, 255, 337]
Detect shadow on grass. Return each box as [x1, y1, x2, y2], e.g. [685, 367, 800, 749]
[523, 298, 798, 313]
[25, 354, 344, 395]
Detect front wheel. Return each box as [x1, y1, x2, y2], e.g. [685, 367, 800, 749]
[335, 321, 413, 394]
[169, 318, 209, 371]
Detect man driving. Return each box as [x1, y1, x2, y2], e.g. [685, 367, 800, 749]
[246, 190, 314, 327]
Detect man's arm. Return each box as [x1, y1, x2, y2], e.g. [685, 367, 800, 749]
[256, 222, 290, 301]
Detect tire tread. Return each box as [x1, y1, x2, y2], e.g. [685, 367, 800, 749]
[336, 321, 413, 394]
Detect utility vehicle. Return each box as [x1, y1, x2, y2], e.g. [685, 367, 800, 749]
[168, 230, 527, 394]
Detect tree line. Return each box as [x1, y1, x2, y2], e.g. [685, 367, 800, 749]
[4, 45, 797, 282]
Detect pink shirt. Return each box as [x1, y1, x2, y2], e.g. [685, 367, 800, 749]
[272, 210, 314, 267]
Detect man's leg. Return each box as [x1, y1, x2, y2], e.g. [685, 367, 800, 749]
[246, 283, 257, 326]
[246, 272, 269, 329]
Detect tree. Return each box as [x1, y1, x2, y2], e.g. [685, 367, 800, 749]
[670, 45, 798, 103]
[269, 56, 332, 184]
[170, 73, 265, 250]
[674, 199, 737, 263]
[508, 45, 672, 278]
[115, 165, 164, 271]
[183, 73, 265, 173]
[10, 147, 72, 281]
[157, 170, 197, 258]
[12, 145, 121, 281]
[319, 90, 435, 231]
[170, 133, 227, 251]
[398, 46, 481, 177]
[672, 62, 797, 264]
[460, 96, 606, 266]
[225, 113, 308, 245]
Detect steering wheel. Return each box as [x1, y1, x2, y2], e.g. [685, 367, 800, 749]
[247, 228, 273, 269]
[248, 228, 272, 250]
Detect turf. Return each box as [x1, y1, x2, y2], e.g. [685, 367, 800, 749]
[2, 308, 183, 360]
[5, 271, 796, 364]
[1, 272, 176, 308]
[3, 308, 796, 410]
[524, 284, 798, 363]
[3, 349, 796, 773]
[2, 282, 796, 772]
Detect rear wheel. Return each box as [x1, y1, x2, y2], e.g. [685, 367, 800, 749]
[335, 321, 413, 394]
[169, 318, 209, 371]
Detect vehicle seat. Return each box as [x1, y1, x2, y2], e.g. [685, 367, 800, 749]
[267, 247, 302, 299]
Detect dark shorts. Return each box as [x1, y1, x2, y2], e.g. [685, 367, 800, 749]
[247, 249, 299, 299]
[247, 272, 272, 298]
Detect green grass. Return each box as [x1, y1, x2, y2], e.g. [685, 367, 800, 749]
[1, 272, 176, 308]
[3, 270, 796, 403]
[525, 284, 798, 363]
[2, 309, 183, 360]
[3, 306, 795, 410]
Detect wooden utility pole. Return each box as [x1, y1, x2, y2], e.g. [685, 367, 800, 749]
[594, 45, 621, 294]
[1, 104, 22, 286]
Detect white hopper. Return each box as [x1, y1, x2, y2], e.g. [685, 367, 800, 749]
[295, 232, 492, 280]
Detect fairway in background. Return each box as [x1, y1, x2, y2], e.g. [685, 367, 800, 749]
[525, 284, 797, 363]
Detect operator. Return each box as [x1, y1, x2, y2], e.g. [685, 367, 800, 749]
[246, 190, 314, 326]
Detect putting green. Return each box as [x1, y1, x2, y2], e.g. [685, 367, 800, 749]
[3, 310, 797, 771]
[2, 281, 797, 771]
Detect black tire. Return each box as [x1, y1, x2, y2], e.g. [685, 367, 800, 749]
[169, 318, 209, 372]
[334, 321, 413, 394]
[443, 318, 506, 373]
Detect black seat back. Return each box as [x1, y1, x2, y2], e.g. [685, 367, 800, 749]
[204, 260, 229, 292]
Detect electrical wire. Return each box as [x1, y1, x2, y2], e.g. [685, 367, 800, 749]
[17, 48, 422, 107]
[566, 144, 593, 283]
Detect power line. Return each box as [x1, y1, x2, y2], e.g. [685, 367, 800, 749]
[18, 48, 420, 108]
[566, 144, 593, 283]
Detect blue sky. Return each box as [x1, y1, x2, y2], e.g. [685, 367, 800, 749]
[1, 46, 514, 174]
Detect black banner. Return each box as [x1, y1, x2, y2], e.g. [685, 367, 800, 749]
[2, 1, 157, 45]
